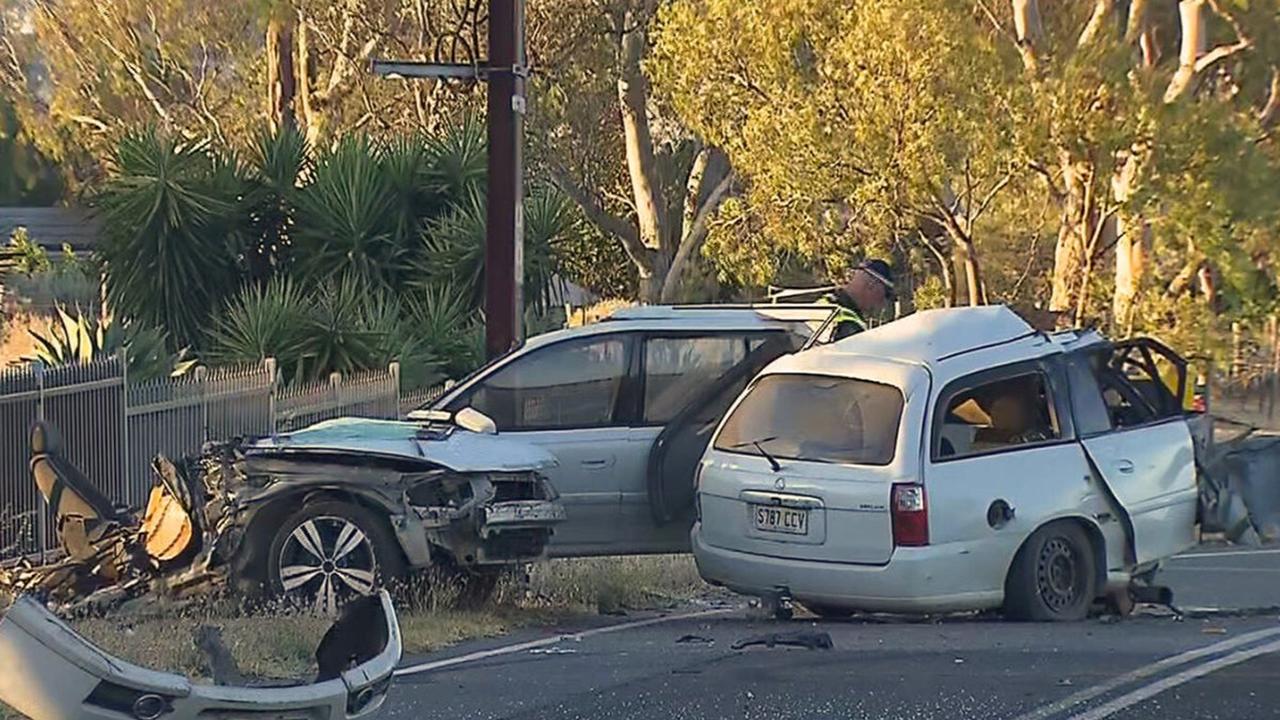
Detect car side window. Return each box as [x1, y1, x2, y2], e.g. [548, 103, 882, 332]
[459, 335, 629, 431]
[936, 371, 1061, 460]
[642, 335, 757, 424]
[1088, 352, 1159, 429]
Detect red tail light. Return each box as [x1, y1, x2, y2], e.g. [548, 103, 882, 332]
[891, 484, 929, 547]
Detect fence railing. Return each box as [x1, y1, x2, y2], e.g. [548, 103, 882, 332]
[1, 356, 442, 560]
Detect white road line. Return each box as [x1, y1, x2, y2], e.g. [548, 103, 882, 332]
[1160, 566, 1280, 574]
[1010, 625, 1280, 720]
[393, 607, 735, 677]
[1064, 636, 1280, 720]
[1172, 548, 1280, 560]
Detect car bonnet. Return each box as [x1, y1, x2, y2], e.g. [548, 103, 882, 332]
[249, 417, 560, 472]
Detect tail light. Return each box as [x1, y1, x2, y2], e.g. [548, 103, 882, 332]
[891, 484, 929, 547]
[1191, 394, 1207, 413]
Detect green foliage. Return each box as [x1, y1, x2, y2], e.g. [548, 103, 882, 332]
[93, 127, 245, 350]
[208, 275, 446, 388]
[0, 98, 63, 205]
[24, 306, 196, 382]
[418, 184, 579, 315]
[6, 228, 51, 275]
[401, 284, 484, 380]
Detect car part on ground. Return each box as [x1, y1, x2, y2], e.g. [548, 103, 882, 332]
[1, 412, 564, 615]
[0, 590, 402, 720]
[1198, 429, 1280, 545]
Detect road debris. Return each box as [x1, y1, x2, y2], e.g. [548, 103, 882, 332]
[1198, 430, 1280, 545]
[530, 646, 578, 655]
[676, 633, 715, 645]
[730, 630, 833, 651]
[0, 590, 402, 719]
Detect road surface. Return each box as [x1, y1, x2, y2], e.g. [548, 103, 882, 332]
[383, 546, 1280, 720]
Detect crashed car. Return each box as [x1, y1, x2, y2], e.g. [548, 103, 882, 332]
[693, 305, 1203, 621]
[6, 409, 565, 613]
[223, 409, 565, 609]
[0, 590, 401, 720]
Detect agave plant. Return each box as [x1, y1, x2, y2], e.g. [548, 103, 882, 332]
[423, 116, 487, 207]
[24, 306, 196, 382]
[92, 127, 246, 349]
[242, 124, 310, 280]
[402, 283, 484, 380]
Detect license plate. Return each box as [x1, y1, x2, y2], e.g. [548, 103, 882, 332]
[752, 504, 809, 536]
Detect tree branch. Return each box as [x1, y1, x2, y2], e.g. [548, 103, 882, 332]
[972, 173, 1014, 223]
[660, 171, 734, 302]
[549, 165, 648, 270]
[1260, 67, 1280, 130]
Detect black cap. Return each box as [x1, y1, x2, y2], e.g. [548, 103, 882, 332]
[858, 259, 895, 300]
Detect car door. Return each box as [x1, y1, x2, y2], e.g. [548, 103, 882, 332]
[615, 331, 794, 553]
[1070, 343, 1199, 566]
[925, 362, 1114, 597]
[445, 332, 637, 555]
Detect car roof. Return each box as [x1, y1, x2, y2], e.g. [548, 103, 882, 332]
[517, 305, 832, 351]
[767, 306, 1111, 383]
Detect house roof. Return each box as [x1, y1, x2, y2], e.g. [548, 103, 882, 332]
[0, 207, 100, 251]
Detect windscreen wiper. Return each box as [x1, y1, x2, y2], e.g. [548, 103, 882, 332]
[734, 436, 782, 472]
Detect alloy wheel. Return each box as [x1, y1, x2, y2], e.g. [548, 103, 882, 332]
[277, 516, 378, 614]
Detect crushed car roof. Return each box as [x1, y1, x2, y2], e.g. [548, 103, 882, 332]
[249, 418, 559, 472]
[768, 306, 1108, 381]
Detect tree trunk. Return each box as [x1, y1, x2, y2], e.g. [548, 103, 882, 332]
[266, 7, 296, 132]
[1078, 0, 1116, 47]
[1011, 0, 1044, 73]
[1164, 0, 1206, 103]
[616, 10, 665, 259]
[1049, 157, 1088, 323]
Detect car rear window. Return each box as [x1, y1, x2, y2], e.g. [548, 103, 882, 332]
[713, 374, 905, 466]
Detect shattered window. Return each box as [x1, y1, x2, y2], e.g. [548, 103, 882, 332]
[714, 374, 904, 466]
[936, 372, 1059, 459]
[643, 335, 753, 424]
[464, 336, 628, 430]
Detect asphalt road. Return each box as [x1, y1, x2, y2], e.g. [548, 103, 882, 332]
[383, 547, 1280, 720]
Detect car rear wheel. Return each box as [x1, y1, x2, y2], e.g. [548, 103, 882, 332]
[267, 500, 405, 614]
[1004, 523, 1097, 622]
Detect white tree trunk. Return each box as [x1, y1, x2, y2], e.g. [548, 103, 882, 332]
[1164, 1, 1206, 103]
[1011, 0, 1043, 72]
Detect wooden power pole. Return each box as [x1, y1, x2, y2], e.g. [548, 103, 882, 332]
[371, 0, 526, 360]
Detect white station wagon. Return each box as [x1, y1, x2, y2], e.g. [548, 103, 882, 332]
[692, 306, 1201, 621]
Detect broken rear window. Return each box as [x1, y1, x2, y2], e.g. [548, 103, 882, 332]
[714, 374, 904, 466]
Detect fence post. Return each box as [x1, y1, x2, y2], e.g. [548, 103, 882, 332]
[118, 347, 130, 504]
[1230, 321, 1243, 386]
[33, 363, 47, 561]
[264, 357, 278, 434]
[1270, 317, 1279, 422]
[330, 371, 342, 421]
[196, 365, 209, 443]
[389, 362, 401, 419]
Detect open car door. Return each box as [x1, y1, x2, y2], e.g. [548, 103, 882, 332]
[1076, 338, 1199, 566]
[647, 334, 801, 524]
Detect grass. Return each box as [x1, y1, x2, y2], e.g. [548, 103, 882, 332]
[0, 555, 708, 718]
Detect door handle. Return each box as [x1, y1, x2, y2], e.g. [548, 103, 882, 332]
[1114, 459, 1135, 474]
[581, 458, 614, 469]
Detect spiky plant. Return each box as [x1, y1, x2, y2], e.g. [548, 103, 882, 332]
[24, 306, 195, 381]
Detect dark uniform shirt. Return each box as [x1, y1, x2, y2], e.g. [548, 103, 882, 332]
[822, 289, 869, 341]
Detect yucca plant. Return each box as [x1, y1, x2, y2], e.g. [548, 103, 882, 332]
[291, 136, 405, 292]
[402, 283, 484, 379]
[92, 127, 246, 349]
[417, 184, 577, 315]
[423, 116, 487, 207]
[24, 306, 196, 381]
[242, 124, 310, 280]
[205, 276, 312, 380]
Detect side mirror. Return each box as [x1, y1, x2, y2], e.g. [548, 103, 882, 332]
[454, 407, 498, 435]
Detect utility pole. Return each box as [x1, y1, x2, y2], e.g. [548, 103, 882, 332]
[370, 0, 526, 360]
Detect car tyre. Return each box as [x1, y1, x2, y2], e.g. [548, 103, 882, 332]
[1004, 522, 1096, 622]
[266, 500, 406, 614]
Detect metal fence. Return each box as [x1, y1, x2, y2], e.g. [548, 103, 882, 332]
[1, 357, 441, 559]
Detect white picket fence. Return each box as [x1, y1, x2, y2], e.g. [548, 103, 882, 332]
[0, 357, 440, 559]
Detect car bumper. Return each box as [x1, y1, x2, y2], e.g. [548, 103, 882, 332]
[0, 591, 402, 720]
[692, 524, 1004, 614]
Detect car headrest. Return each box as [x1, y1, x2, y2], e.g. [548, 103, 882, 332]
[30, 420, 64, 455]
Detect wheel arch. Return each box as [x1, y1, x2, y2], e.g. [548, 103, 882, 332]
[1004, 515, 1108, 601]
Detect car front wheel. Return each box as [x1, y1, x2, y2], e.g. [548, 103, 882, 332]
[266, 500, 405, 614]
[1004, 522, 1096, 622]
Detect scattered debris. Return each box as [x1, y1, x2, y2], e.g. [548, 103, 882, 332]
[530, 646, 578, 655]
[0, 590, 402, 719]
[730, 630, 833, 651]
[1198, 431, 1280, 544]
[676, 633, 715, 645]
[1057, 679, 1074, 687]
[1201, 627, 1228, 635]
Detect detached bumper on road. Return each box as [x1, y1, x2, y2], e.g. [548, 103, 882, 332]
[692, 524, 1004, 613]
[0, 591, 402, 720]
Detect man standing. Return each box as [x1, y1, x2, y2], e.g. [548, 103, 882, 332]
[822, 259, 895, 341]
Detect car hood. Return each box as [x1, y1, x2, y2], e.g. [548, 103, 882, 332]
[248, 417, 559, 472]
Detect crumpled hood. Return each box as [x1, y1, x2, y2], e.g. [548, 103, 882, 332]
[248, 417, 559, 473]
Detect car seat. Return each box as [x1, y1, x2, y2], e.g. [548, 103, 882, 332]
[29, 420, 125, 558]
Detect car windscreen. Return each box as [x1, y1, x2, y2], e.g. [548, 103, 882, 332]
[713, 374, 905, 466]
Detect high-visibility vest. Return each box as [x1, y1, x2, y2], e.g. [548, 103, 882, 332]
[820, 292, 869, 339]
